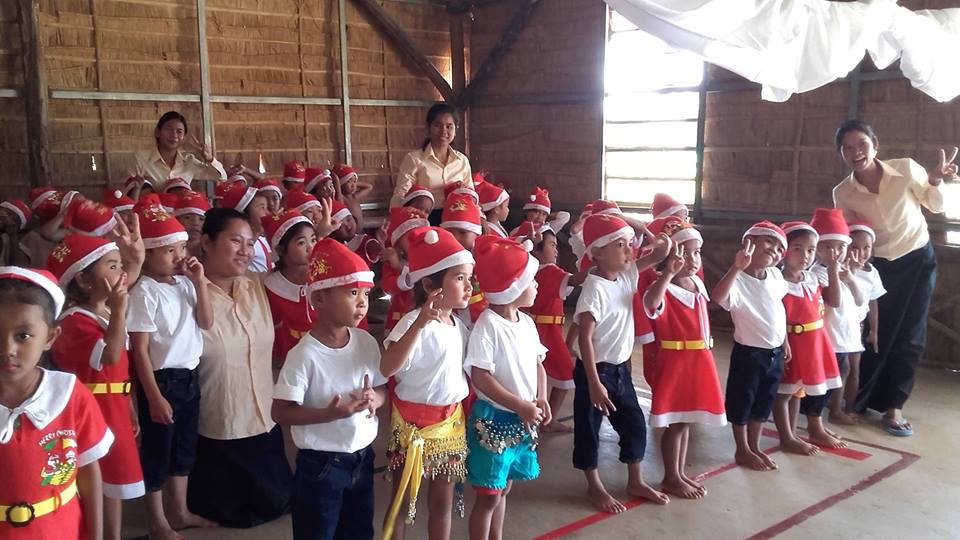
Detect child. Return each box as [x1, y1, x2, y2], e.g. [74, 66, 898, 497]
[650, 192, 689, 221]
[216, 181, 273, 272]
[102, 188, 137, 231]
[845, 221, 886, 418]
[520, 187, 570, 235]
[713, 221, 788, 472]
[262, 210, 318, 366]
[476, 181, 510, 238]
[333, 164, 372, 227]
[380, 207, 429, 332]
[574, 214, 672, 513]
[440, 193, 487, 326]
[20, 187, 70, 267]
[173, 190, 211, 258]
[272, 238, 387, 540]
[283, 160, 307, 192]
[125, 195, 216, 539]
[465, 235, 549, 539]
[158, 193, 179, 213]
[304, 167, 335, 200]
[255, 178, 284, 213]
[0, 266, 113, 539]
[284, 189, 324, 225]
[774, 221, 842, 456]
[401, 184, 435, 216]
[47, 234, 146, 540]
[0, 198, 30, 266]
[809, 208, 864, 434]
[641, 220, 725, 500]
[63, 198, 119, 238]
[380, 227, 474, 540]
[330, 200, 382, 267]
[163, 177, 192, 196]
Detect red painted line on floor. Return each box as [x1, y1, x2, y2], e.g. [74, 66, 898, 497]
[760, 427, 874, 460]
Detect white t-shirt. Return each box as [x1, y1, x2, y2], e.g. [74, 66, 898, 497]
[126, 275, 203, 370]
[813, 265, 865, 353]
[464, 309, 547, 410]
[717, 266, 788, 349]
[574, 262, 639, 365]
[384, 309, 471, 405]
[248, 236, 272, 273]
[274, 329, 387, 453]
[852, 266, 886, 322]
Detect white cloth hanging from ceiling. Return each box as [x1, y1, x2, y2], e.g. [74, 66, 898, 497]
[604, 0, 960, 102]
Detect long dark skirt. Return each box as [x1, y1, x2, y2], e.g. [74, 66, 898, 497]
[187, 426, 293, 528]
[854, 242, 937, 413]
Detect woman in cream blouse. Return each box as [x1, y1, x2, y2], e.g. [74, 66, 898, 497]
[128, 111, 227, 195]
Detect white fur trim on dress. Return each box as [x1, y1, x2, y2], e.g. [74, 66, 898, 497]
[142, 231, 188, 250]
[546, 375, 575, 390]
[78, 428, 115, 467]
[636, 331, 656, 345]
[59, 242, 119, 287]
[483, 253, 539, 305]
[103, 480, 146, 500]
[585, 226, 635, 255]
[307, 270, 375, 292]
[649, 411, 727, 428]
[407, 250, 475, 285]
[778, 381, 829, 396]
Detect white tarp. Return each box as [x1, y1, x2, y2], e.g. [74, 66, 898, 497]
[604, 0, 960, 102]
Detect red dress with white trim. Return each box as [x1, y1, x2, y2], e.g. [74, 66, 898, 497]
[0, 370, 113, 538]
[523, 263, 575, 389]
[643, 276, 726, 428]
[780, 271, 842, 395]
[264, 271, 316, 366]
[51, 308, 144, 500]
[633, 268, 659, 386]
[382, 264, 414, 332]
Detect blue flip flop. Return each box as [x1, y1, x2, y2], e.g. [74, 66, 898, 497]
[882, 416, 913, 437]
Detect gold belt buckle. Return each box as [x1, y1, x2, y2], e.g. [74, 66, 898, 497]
[6, 502, 35, 527]
[121, 380, 132, 395]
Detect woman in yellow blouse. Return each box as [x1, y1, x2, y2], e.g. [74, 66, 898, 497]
[390, 103, 473, 222]
[832, 119, 956, 437]
[128, 111, 228, 195]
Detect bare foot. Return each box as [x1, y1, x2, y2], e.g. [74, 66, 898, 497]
[756, 449, 779, 470]
[627, 479, 670, 505]
[680, 472, 707, 496]
[168, 511, 218, 530]
[781, 437, 820, 455]
[661, 477, 703, 500]
[587, 484, 627, 514]
[829, 411, 858, 425]
[149, 527, 184, 540]
[540, 420, 574, 433]
[808, 431, 847, 449]
[734, 449, 770, 471]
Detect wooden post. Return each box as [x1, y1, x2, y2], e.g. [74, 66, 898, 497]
[196, 0, 214, 148]
[90, 0, 111, 183]
[450, 12, 467, 153]
[339, 0, 353, 165]
[18, 0, 52, 187]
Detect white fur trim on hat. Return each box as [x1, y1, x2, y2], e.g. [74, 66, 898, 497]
[449, 188, 478, 202]
[483, 253, 539, 305]
[594, 207, 621, 216]
[258, 184, 283, 196]
[0, 202, 27, 228]
[305, 171, 332, 193]
[163, 179, 191, 192]
[0, 266, 66, 317]
[59, 242, 119, 288]
[332, 207, 352, 223]
[848, 224, 875, 242]
[174, 207, 205, 218]
[523, 202, 550, 214]
[271, 215, 313, 249]
[295, 200, 321, 213]
[283, 175, 304, 183]
[586, 226, 635, 254]
[30, 191, 56, 210]
[440, 221, 482, 236]
[742, 227, 787, 250]
[655, 204, 687, 219]
[113, 204, 134, 213]
[408, 250, 475, 285]
[671, 227, 702, 247]
[817, 233, 851, 244]
[390, 218, 429, 245]
[60, 191, 80, 211]
[142, 231, 189, 249]
[232, 187, 257, 212]
[402, 189, 434, 206]
[307, 270, 375, 292]
[74, 215, 118, 238]
[782, 223, 819, 242]
[480, 190, 509, 212]
[336, 171, 359, 183]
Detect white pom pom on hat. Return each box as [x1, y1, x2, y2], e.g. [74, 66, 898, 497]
[113, 190, 122, 199]
[425, 229, 439, 245]
[529, 194, 536, 201]
[521, 239, 534, 252]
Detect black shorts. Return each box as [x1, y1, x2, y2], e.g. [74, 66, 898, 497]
[725, 342, 783, 425]
[137, 367, 200, 492]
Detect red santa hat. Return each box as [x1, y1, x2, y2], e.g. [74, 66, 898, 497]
[404, 227, 475, 284]
[780, 221, 819, 242]
[475, 181, 509, 212]
[330, 199, 352, 223]
[847, 220, 876, 243]
[810, 208, 850, 244]
[135, 195, 188, 249]
[304, 168, 332, 194]
[402, 184, 435, 207]
[590, 199, 622, 216]
[102, 189, 135, 213]
[473, 235, 539, 305]
[216, 181, 257, 212]
[0, 266, 65, 317]
[523, 187, 552, 214]
[648, 215, 702, 247]
[158, 193, 179, 213]
[387, 207, 429, 246]
[174, 190, 211, 217]
[283, 160, 306, 183]
[284, 190, 321, 213]
[440, 194, 482, 235]
[63, 199, 118, 237]
[29, 188, 70, 223]
[443, 181, 478, 203]
[510, 220, 552, 242]
[163, 177, 192, 193]
[123, 175, 154, 196]
[331, 163, 358, 184]
[742, 220, 788, 250]
[0, 199, 31, 230]
[651, 193, 688, 220]
[307, 237, 374, 293]
[261, 210, 313, 250]
[45, 234, 119, 288]
[583, 213, 634, 254]
[228, 173, 248, 187]
[28, 186, 58, 211]
[254, 177, 283, 197]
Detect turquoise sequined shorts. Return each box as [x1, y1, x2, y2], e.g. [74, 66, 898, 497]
[466, 399, 540, 492]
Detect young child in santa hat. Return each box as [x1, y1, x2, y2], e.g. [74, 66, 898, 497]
[102, 188, 137, 230]
[476, 180, 510, 238]
[0, 266, 114, 540]
[464, 234, 549, 539]
[19, 187, 75, 267]
[216, 181, 273, 273]
[329, 199, 382, 268]
[47, 234, 146, 540]
[401, 183, 435, 216]
[650, 192, 689, 221]
[516, 186, 570, 236]
[173, 190, 211, 258]
[332, 164, 372, 228]
[125, 194, 216, 538]
[284, 189, 325, 225]
[380, 207, 430, 333]
[254, 177, 284, 214]
[439, 193, 487, 327]
[0, 198, 31, 265]
[574, 213, 672, 513]
[380, 227, 474, 540]
[713, 220, 789, 472]
[282, 160, 307, 192]
[641, 218, 725, 501]
[272, 237, 387, 540]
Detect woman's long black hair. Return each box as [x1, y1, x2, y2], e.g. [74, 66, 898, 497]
[421, 103, 460, 150]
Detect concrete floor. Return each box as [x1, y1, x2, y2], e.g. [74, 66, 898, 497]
[120, 331, 960, 539]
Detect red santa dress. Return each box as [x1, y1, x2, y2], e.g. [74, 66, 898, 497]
[780, 271, 842, 395]
[264, 271, 316, 366]
[382, 264, 414, 332]
[524, 263, 575, 389]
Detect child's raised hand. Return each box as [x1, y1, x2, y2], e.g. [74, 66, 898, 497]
[663, 243, 686, 276]
[846, 249, 863, 271]
[180, 256, 206, 283]
[733, 238, 754, 270]
[326, 391, 372, 420]
[355, 373, 378, 418]
[314, 197, 342, 238]
[114, 213, 145, 267]
[649, 233, 673, 263]
[190, 134, 215, 163]
[414, 288, 444, 328]
[375, 221, 389, 245]
[588, 381, 616, 416]
[517, 400, 545, 427]
[104, 272, 129, 314]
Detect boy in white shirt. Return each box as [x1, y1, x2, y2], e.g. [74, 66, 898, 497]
[272, 237, 387, 540]
[713, 221, 789, 472]
[574, 214, 671, 514]
[845, 221, 886, 418]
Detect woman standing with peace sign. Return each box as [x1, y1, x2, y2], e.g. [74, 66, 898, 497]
[128, 111, 228, 194]
[832, 119, 956, 437]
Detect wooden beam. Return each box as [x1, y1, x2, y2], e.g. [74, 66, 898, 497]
[351, 0, 455, 103]
[18, 0, 51, 187]
[450, 12, 466, 95]
[196, 0, 214, 148]
[457, 0, 541, 108]
[339, 0, 353, 164]
[447, 0, 506, 14]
